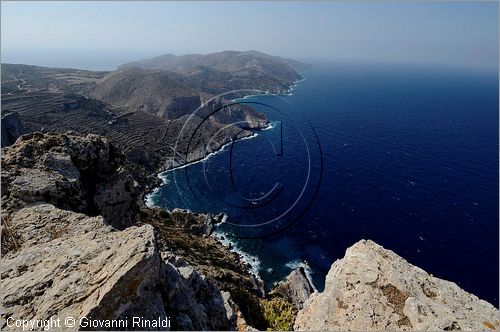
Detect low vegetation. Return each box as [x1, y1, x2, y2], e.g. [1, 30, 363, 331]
[260, 298, 296, 331]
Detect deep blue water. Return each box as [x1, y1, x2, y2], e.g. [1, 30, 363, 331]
[149, 63, 499, 305]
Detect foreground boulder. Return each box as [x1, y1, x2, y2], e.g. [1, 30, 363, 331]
[0, 203, 243, 331]
[1, 204, 166, 330]
[294, 240, 499, 331]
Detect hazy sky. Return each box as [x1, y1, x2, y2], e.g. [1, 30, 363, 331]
[1, 1, 498, 71]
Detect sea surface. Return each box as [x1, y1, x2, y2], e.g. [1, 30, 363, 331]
[148, 62, 499, 305]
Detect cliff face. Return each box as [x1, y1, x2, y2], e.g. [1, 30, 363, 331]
[1, 111, 25, 147]
[1, 132, 137, 230]
[294, 240, 499, 331]
[0, 133, 255, 331]
[269, 267, 314, 312]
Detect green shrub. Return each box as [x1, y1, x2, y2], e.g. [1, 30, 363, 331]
[260, 298, 295, 331]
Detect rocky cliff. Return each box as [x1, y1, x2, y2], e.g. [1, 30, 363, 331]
[1, 132, 137, 229]
[0, 132, 260, 331]
[1, 111, 25, 147]
[294, 240, 499, 331]
[269, 267, 314, 312]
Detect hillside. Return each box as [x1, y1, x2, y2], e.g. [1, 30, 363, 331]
[120, 50, 310, 96]
[1, 62, 269, 189]
[91, 67, 208, 119]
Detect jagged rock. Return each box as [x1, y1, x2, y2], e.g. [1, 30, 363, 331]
[1, 204, 243, 332]
[294, 239, 499, 331]
[1, 111, 26, 147]
[1, 132, 137, 229]
[161, 254, 240, 331]
[169, 209, 225, 236]
[143, 207, 266, 329]
[1, 133, 261, 331]
[1, 204, 166, 330]
[269, 267, 314, 311]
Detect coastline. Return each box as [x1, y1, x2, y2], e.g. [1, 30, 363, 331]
[144, 130, 261, 208]
[230, 78, 307, 102]
[213, 229, 262, 279]
[145, 78, 306, 283]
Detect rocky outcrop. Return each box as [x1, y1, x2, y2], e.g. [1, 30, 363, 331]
[162, 254, 239, 330]
[141, 207, 266, 329]
[269, 267, 314, 312]
[1, 132, 137, 229]
[0, 133, 246, 331]
[294, 240, 499, 331]
[1, 204, 166, 330]
[0, 204, 242, 331]
[1, 111, 26, 147]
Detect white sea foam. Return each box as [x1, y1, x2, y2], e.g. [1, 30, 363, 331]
[213, 229, 262, 280]
[285, 259, 318, 292]
[145, 175, 171, 208]
[144, 189, 158, 208]
[143, 126, 268, 209]
[262, 121, 277, 131]
[286, 78, 306, 96]
[157, 131, 260, 178]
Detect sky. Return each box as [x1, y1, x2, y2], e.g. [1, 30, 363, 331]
[1, 1, 498, 71]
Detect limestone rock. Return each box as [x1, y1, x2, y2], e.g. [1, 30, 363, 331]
[1, 204, 166, 330]
[1, 203, 242, 331]
[161, 254, 239, 331]
[1, 132, 137, 229]
[294, 239, 499, 331]
[270, 267, 314, 311]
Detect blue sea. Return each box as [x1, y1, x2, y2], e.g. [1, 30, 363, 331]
[148, 62, 499, 305]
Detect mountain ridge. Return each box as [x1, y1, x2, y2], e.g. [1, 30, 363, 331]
[119, 50, 310, 97]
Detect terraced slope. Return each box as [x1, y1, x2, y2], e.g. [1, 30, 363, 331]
[1, 63, 268, 193]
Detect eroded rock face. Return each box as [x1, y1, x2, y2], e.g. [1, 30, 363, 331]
[294, 240, 499, 331]
[162, 254, 240, 331]
[1, 132, 137, 229]
[269, 267, 314, 312]
[1, 111, 26, 148]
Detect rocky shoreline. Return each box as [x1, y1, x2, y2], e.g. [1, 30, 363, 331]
[1, 132, 498, 331]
